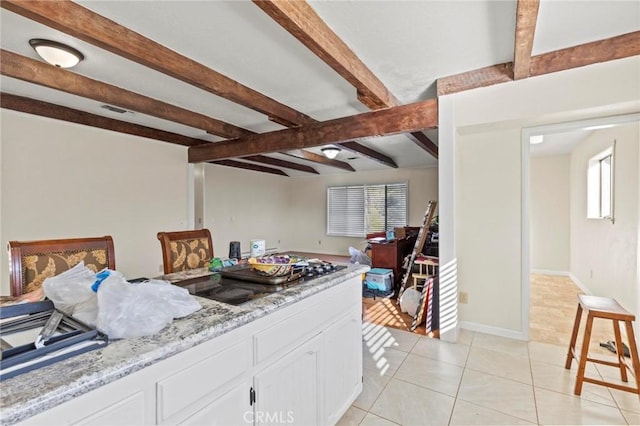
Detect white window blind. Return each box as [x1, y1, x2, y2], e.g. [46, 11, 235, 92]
[327, 183, 408, 237]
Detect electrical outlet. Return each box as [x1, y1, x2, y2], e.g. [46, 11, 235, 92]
[458, 291, 469, 304]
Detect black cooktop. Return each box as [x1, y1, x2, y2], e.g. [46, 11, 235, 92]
[174, 263, 347, 306]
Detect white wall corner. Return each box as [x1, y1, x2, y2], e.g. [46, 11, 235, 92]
[438, 94, 458, 343]
[568, 273, 592, 295]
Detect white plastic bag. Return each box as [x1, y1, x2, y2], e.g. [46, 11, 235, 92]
[348, 246, 372, 266]
[399, 288, 421, 315]
[44, 263, 202, 339]
[42, 262, 99, 326]
[96, 273, 202, 339]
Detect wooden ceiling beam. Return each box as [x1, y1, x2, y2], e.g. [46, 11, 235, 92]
[209, 160, 289, 176]
[253, 0, 400, 110]
[283, 152, 355, 172]
[530, 31, 640, 77]
[3, 0, 397, 170]
[337, 142, 397, 168]
[436, 63, 514, 96]
[188, 99, 438, 163]
[513, 0, 540, 80]
[255, 0, 438, 159]
[0, 93, 204, 147]
[0, 93, 324, 177]
[1, 0, 314, 127]
[438, 32, 640, 96]
[1, 50, 253, 139]
[242, 155, 319, 174]
[406, 132, 439, 159]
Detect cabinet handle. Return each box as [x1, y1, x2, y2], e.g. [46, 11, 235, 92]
[249, 387, 256, 405]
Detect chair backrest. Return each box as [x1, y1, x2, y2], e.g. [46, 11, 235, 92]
[156, 229, 213, 274]
[8, 236, 116, 296]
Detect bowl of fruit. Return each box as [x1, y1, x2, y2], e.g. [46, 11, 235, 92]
[247, 255, 305, 277]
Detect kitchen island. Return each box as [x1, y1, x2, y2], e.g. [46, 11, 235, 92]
[1, 263, 368, 425]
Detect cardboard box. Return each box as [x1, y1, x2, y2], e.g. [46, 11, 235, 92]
[394, 227, 406, 239]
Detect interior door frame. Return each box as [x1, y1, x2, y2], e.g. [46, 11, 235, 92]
[521, 112, 640, 341]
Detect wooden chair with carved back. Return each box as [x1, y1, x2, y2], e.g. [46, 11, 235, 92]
[8, 236, 116, 297]
[156, 229, 213, 274]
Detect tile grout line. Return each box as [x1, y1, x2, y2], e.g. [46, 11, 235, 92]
[527, 341, 541, 425]
[446, 332, 473, 425]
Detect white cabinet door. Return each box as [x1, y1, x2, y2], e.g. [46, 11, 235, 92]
[73, 392, 147, 426]
[180, 380, 252, 426]
[253, 335, 322, 426]
[323, 312, 363, 425]
[21, 369, 154, 426]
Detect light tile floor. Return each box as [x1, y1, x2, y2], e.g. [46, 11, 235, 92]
[338, 322, 640, 426]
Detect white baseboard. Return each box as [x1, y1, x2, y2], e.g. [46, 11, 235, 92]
[530, 269, 570, 276]
[458, 321, 528, 341]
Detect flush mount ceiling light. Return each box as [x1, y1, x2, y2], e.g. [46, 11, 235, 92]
[29, 38, 84, 68]
[321, 147, 341, 159]
[530, 135, 545, 145]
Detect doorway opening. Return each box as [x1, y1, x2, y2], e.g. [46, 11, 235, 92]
[523, 113, 639, 348]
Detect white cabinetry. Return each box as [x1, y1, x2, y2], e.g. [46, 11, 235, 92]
[180, 380, 252, 426]
[21, 364, 156, 425]
[19, 275, 362, 426]
[254, 334, 322, 426]
[323, 311, 363, 425]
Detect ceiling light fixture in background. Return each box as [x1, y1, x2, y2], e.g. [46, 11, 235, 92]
[530, 135, 544, 145]
[321, 147, 341, 159]
[29, 39, 84, 68]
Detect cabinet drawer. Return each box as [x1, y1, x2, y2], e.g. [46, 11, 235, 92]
[157, 339, 251, 424]
[254, 282, 357, 364]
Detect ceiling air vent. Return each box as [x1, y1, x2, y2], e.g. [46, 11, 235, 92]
[101, 104, 129, 114]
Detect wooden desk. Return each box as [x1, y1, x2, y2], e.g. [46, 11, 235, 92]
[369, 235, 417, 296]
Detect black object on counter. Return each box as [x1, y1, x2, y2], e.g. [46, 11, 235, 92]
[0, 301, 108, 381]
[229, 241, 241, 260]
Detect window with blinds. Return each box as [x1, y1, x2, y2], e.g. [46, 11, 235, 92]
[327, 183, 408, 237]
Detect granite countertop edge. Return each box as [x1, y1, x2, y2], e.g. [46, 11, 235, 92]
[0, 264, 369, 425]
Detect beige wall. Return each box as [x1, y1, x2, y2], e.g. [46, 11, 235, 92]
[0, 108, 439, 296]
[202, 165, 438, 259]
[0, 110, 191, 294]
[570, 123, 639, 313]
[286, 167, 438, 256]
[530, 155, 570, 272]
[455, 128, 523, 331]
[203, 163, 292, 257]
[447, 56, 640, 337]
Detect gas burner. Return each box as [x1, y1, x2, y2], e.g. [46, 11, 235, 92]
[174, 262, 348, 306]
[303, 261, 338, 278]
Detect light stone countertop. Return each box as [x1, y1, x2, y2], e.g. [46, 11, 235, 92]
[0, 263, 369, 425]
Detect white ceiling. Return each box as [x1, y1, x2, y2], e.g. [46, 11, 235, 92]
[1, 1, 639, 176]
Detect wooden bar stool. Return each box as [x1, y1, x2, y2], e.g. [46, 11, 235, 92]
[565, 294, 640, 396]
